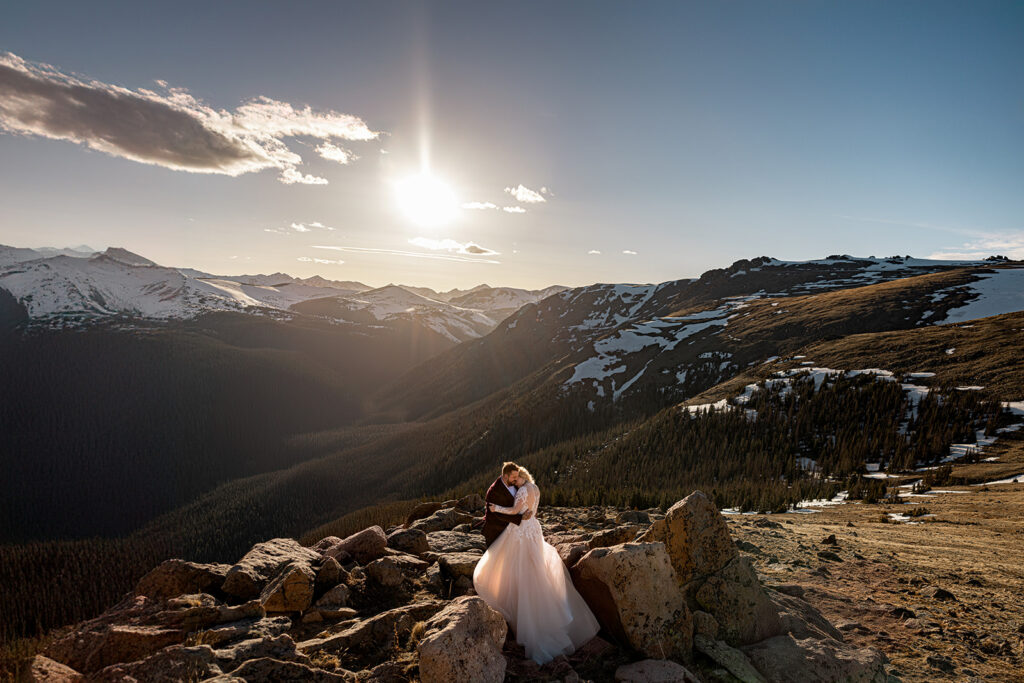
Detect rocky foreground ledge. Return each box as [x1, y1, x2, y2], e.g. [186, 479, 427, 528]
[22, 492, 888, 682]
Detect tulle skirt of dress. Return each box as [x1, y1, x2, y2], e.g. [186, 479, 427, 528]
[472, 519, 600, 665]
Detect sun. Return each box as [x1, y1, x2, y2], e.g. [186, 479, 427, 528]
[394, 173, 458, 227]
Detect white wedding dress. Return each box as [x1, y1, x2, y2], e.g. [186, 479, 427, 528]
[472, 481, 600, 665]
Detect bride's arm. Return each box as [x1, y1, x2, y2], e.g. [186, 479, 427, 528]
[489, 486, 529, 515]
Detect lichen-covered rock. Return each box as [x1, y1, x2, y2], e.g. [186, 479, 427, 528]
[327, 526, 388, 565]
[211, 656, 355, 681]
[437, 552, 482, 580]
[408, 508, 476, 534]
[213, 634, 304, 672]
[425, 530, 486, 553]
[694, 634, 767, 683]
[259, 562, 316, 613]
[197, 616, 293, 648]
[638, 491, 737, 586]
[366, 557, 404, 587]
[317, 556, 346, 591]
[316, 583, 352, 609]
[695, 556, 781, 645]
[386, 527, 430, 556]
[741, 634, 888, 683]
[614, 658, 700, 682]
[222, 538, 321, 600]
[417, 596, 507, 683]
[91, 644, 222, 682]
[17, 655, 83, 682]
[570, 543, 692, 659]
[134, 559, 230, 600]
[298, 601, 445, 658]
[588, 524, 645, 549]
[45, 618, 186, 674]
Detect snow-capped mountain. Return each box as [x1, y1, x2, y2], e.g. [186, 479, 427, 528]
[447, 285, 568, 322]
[0, 246, 368, 323]
[0, 244, 564, 343]
[292, 285, 499, 342]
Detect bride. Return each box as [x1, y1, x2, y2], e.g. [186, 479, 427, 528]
[472, 466, 600, 665]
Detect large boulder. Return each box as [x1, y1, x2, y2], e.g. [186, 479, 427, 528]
[637, 491, 736, 587]
[366, 557, 405, 587]
[417, 596, 507, 683]
[386, 527, 430, 556]
[326, 526, 388, 565]
[695, 556, 781, 645]
[742, 634, 888, 683]
[134, 559, 230, 600]
[259, 561, 316, 613]
[570, 543, 692, 660]
[222, 538, 321, 600]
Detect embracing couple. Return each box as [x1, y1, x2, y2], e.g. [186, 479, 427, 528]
[472, 462, 599, 665]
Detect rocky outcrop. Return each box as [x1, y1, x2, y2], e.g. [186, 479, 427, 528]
[417, 596, 507, 683]
[35, 492, 887, 683]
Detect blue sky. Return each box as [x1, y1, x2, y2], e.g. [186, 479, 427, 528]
[1, 1, 1022, 289]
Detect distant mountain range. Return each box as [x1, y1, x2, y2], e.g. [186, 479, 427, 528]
[0, 244, 568, 340]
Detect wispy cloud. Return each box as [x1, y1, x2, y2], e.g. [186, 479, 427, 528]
[502, 206, 526, 214]
[266, 221, 334, 234]
[462, 201, 498, 210]
[298, 256, 344, 265]
[505, 184, 547, 203]
[313, 245, 500, 264]
[623, 250, 638, 255]
[588, 249, 601, 255]
[927, 232, 1024, 261]
[408, 237, 499, 256]
[0, 52, 378, 185]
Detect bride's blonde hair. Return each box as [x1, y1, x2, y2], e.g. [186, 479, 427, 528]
[516, 466, 535, 484]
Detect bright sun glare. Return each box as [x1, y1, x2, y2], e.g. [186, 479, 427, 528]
[394, 173, 458, 227]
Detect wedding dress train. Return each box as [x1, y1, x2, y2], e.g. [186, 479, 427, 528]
[472, 481, 600, 665]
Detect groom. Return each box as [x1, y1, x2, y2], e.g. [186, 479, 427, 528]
[481, 461, 533, 547]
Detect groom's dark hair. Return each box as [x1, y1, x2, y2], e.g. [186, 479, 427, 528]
[502, 462, 520, 475]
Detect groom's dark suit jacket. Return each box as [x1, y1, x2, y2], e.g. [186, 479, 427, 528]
[481, 477, 523, 547]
